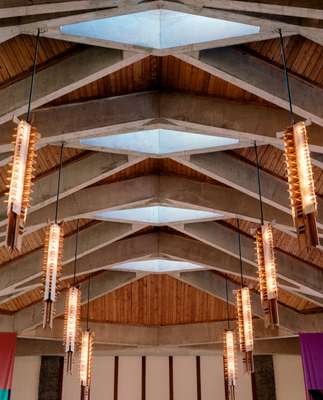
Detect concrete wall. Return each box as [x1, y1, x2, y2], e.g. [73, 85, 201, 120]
[11, 354, 306, 400]
[12, 356, 41, 400]
[273, 355, 306, 400]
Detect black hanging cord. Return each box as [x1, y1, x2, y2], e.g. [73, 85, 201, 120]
[73, 219, 80, 286]
[86, 275, 91, 330]
[225, 275, 230, 330]
[54, 143, 64, 224]
[254, 141, 264, 226]
[278, 29, 295, 125]
[26, 29, 41, 123]
[237, 219, 244, 288]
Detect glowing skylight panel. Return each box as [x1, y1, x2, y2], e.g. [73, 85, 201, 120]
[80, 129, 239, 155]
[111, 259, 205, 273]
[60, 10, 260, 49]
[96, 206, 221, 224]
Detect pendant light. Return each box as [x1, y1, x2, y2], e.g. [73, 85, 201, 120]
[223, 276, 237, 400]
[42, 143, 65, 329]
[235, 220, 254, 373]
[6, 31, 40, 252]
[254, 143, 279, 328]
[80, 276, 94, 400]
[64, 220, 81, 374]
[278, 29, 318, 249]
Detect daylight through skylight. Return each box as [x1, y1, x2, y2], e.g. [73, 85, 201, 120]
[95, 206, 222, 224]
[61, 10, 260, 49]
[111, 259, 205, 273]
[80, 129, 239, 155]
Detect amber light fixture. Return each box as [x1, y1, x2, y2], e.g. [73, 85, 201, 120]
[256, 224, 279, 327]
[43, 222, 64, 328]
[254, 143, 279, 327]
[64, 285, 81, 373]
[80, 276, 94, 400]
[283, 122, 318, 248]
[235, 220, 254, 373]
[223, 277, 237, 400]
[6, 31, 40, 252]
[42, 143, 65, 329]
[64, 220, 81, 373]
[278, 29, 318, 249]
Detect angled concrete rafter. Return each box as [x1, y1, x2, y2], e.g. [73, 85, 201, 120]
[177, 47, 323, 127]
[0, 221, 145, 299]
[1, 92, 323, 154]
[14, 269, 143, 333]
[0, 46, 146, 125]
[18, 175, 294, 234]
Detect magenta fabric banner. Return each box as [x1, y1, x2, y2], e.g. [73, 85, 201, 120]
[300, 333, 323, 399]
[0, 333, 16, 400]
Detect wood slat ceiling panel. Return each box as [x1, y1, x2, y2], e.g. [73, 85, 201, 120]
[94, 158, 220, 187]
[49, 55, 274, 107]
[80, 274, 236, 326]
[246, 36, 323, 87]
[0, 35, 77, 88]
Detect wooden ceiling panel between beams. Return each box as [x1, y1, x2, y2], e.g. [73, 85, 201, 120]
[80, 274, 237, 326]
[245, 36, 323, 87]
[0, 35, 78, 88]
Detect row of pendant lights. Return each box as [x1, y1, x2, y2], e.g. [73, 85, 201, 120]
[4, 28, 319, 400]
[222, 30, 319, 399]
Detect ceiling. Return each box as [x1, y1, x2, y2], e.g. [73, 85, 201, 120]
[0, 0, 322, 354]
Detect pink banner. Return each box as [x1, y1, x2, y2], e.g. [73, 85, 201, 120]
[0, 333, 16, 393]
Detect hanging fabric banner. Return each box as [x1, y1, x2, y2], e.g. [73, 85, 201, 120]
[300, 333, 323, 399]
[0, 333, 16, 400]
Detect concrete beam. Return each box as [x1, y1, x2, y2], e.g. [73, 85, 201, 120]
[0, 46, 145, 125]
[0, 152, 138, 233]
[172, 222, 323, 304]
[186, 1, 323, 19]
[22, 318, 292, 348]
[14, 270, 141, 333]
[177, 47, 323, 127]
[1, 92, 323, 153]
[177, 151, 323, 232]
[0, 221, 143, 299]
[20, 175, 293, 234]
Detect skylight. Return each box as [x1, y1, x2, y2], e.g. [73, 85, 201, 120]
[95, 206, 222, 224]
[111, 259, 205, 273]
[80, 129, 239, 156]
[60, 10, 260, 50]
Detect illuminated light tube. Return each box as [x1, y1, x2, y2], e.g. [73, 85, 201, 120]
[236, 287, 254, 373]
[283, 121, 318, 248]
[64, 286, 81, 374]
[256, 223, 279, 328]
[223, 330, 237, 400]
[80, 329, 95, 400]
[42, 223, 64, 329]
[6, 120, 39, 252]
